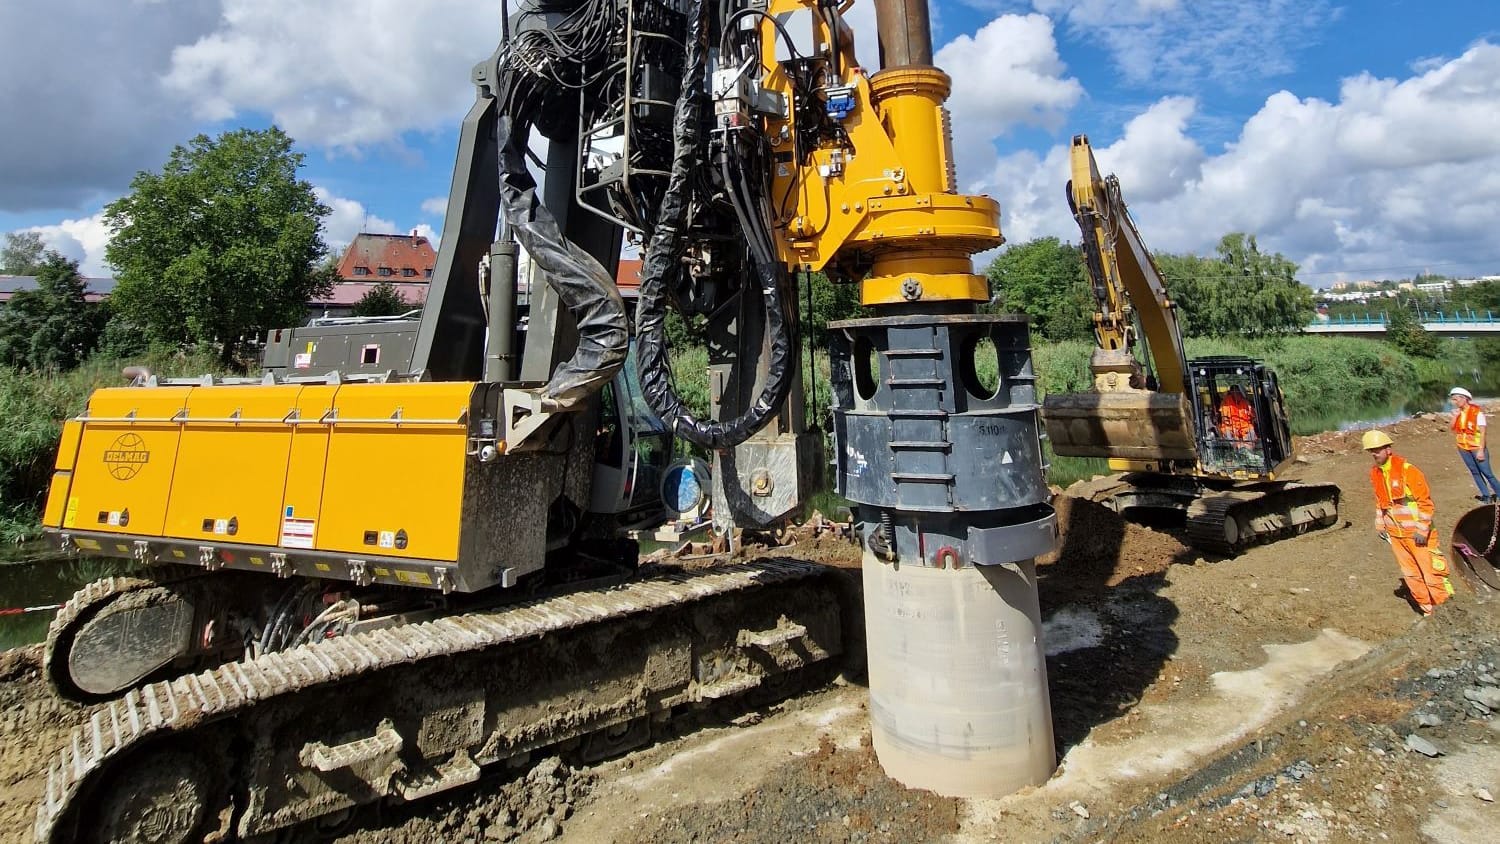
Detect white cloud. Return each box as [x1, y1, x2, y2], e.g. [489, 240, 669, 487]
[984, 42, 1500, 281]
[410, 223, 440, 248]
[1, 1, 500, 214]
[315, 187, 397, 254]
[984, 97, 1204, 246]
[421, 197, 449, 217]
[28, 214, 114, 278]
[937, 14, 1085, 183]
[0, 0, 220, 212]
[1019, 0, 1334, 89]
[163, 0, 498, 151]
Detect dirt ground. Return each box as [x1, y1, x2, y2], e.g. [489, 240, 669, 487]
[3, 409, 1499, 843]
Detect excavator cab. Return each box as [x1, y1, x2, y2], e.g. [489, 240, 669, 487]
[1187, 356, 1294, 480]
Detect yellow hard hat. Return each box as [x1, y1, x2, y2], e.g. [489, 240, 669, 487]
[1362, 430, 1394, 450]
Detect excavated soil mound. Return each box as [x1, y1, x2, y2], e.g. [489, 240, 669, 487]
[1038, 495, 1194, 612]
[628, 735, 961, 844]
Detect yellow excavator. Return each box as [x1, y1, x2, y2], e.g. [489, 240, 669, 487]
[32, 1, 1058, 840]
[1043, 134, 1340, 554]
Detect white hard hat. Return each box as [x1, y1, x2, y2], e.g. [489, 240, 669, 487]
[1450, 386, 1474, 399]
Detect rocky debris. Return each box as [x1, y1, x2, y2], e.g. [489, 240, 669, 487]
[1403, 734, 1443, 757]
[1293, 408, 1463, 456]
[1463, 686, 1500, 711]
[336, 756, 592, 844]
[626, 736, 960, 844]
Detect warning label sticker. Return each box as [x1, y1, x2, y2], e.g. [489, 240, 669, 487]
[280, 517, 316, 549]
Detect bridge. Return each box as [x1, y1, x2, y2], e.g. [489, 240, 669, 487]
[1304, 310, 1500, 337]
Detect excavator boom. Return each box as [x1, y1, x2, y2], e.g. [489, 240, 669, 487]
[1046, 134, 1196, 465]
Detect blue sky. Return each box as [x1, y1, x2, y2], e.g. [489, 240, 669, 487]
[2, 0, 1497, 287]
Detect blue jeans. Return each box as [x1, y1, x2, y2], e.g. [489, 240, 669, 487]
[1459, 448, 1500, 498]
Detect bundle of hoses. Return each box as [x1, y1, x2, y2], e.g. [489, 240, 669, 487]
[632, 0, 797, 449]
[491, 0, 631, 410]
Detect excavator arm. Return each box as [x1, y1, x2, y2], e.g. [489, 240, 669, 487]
[1044, 134, 1197, 465]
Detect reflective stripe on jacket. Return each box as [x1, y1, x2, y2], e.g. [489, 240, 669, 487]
[1452, 404, 1484, 451]
[1370, 455, 1433, 539]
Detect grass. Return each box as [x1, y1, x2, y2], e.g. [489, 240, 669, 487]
[0, 346, 229, 543]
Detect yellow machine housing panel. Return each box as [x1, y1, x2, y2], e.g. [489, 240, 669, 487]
[60, 387, 194, 537]
[43, 420, 85, 528]
[162, 385, 302, 547]
[316, 382, 474, 561]
[279, 385, 339, 551]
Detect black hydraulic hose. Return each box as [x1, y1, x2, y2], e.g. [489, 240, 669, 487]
[494, 83, 629, 409]
[634, 0, 797, 449]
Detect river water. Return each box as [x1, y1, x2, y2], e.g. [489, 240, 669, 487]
[0, 552, 134, 649]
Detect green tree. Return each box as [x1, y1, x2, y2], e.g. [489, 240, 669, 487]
[1, 231, 47, 274]
[104, 127, 334, 364]
[1212, 233, 1316, 336]
[1154, 251, 1218, 336]
[1154, 234, 1314, 338]
[1385, 306, 1440, 359]
[1451, 279, 1500, 314]
[984, 237, 1092, 341]
[352, 282, 412, 317]
[0, 252, 105, 370]
[804, 271, 862, 346]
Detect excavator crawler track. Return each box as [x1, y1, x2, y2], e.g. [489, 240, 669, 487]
[36, 559, 845, 843]
[1185, 482, 1341, 556]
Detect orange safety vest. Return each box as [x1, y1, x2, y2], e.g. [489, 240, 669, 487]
[1452, 404, 1484, 451]
[1221, 392, 1254, 439]
[1370, 455, 1433, 539]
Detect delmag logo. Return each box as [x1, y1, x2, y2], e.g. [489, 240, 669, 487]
[104, 433, 150, 480]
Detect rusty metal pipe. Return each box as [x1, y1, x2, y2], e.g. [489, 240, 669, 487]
[873, 0, 933, 69]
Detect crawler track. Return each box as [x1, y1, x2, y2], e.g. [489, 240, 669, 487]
[36, 559, 845, 843]
[44, 567, 215, 702]
[1185, 482, 1341, 556]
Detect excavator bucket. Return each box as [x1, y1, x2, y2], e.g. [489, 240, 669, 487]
[1043, 391, 1199, 462]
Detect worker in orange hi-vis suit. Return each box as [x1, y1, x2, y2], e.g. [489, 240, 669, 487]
[1219, 385, 1255, 442]
[1362, 430, 1454, 616]
[1449, 386, 1500, 502]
